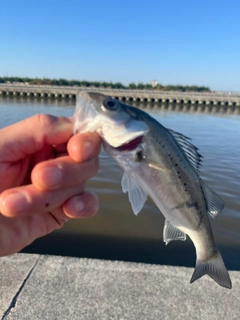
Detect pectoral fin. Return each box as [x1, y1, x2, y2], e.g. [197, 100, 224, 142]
[121, 172, 148, 215]
[163, 220, 186, 245]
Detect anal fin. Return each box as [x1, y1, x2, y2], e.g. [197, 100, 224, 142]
[163, 220, 186, 245]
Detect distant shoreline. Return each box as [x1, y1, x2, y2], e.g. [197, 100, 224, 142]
[0, 76, 211, 93]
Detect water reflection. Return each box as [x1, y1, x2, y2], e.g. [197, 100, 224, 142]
[135, 102, 240, 115]
[1, 98, 240, 270]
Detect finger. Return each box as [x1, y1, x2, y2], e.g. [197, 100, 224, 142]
[31, 156, 99, 190]
[52, 142, 68, 154]
[67, 132, 101, 162]
[0, 206, 69, 257]
[43, 206, 70, 231]
[0, 183, 85, 218]
[0, 114, 73, 162]
[63, 191, 99, 218]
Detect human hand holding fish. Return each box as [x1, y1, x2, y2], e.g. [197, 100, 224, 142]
[0, 93, 232, 289]
[0, 114, 101, 256]
[74, 91, 232, 289]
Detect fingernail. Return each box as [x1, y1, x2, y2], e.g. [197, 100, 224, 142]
[82, 140, 94, 159]
[1, 192, 28, 215]
[40, 166, 62, 188]
[74, 198, 84, 213]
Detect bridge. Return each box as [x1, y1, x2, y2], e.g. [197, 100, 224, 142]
[1, 83, 240, 113]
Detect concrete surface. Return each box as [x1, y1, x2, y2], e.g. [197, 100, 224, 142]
[0, 254, 239, 320]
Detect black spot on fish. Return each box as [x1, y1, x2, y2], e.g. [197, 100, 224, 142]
[45, 203, 49, 207]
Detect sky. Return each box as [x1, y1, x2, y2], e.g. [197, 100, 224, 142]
[0, 0, 240, 91]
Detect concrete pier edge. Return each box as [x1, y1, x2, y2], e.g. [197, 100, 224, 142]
[0, 253, 239, 319]
[1, 84, 240, 114]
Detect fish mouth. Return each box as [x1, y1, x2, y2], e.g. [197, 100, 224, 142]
[115, 136, 143, 151]
[103, 135, 144, 156]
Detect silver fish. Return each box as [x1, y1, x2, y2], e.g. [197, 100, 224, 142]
[74, 91, 232, 289]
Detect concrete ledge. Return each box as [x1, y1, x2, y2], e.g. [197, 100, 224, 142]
[1, 253, 239, 319]
[0, 254, 40, 316]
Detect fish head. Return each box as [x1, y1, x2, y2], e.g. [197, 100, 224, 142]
[74, 91, 148, 148]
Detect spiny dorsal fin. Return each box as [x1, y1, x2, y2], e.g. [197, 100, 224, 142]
[168, 129, 203, 173]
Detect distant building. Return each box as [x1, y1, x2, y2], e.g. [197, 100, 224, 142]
[150, 80, 158, 88]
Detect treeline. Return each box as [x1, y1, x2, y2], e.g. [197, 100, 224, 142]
[0, 77, 211, 92]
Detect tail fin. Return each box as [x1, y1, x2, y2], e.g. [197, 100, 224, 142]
[190, 250, 232, 289]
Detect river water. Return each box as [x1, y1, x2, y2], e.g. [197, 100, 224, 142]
[1, 97, 240, 270]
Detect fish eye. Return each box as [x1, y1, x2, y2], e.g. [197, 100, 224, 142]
[103, 98, 119, 111]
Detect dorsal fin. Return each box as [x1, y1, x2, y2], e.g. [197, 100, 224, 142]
[201, 182, 225, 218]
[168, 129, 203, 173]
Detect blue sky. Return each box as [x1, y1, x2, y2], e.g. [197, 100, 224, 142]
[0, 0, 240, 91]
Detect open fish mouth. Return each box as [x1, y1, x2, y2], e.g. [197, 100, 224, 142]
[114, 136, 143, 151]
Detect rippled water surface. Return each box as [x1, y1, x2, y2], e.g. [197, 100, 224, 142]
[1, 98, 240, 269]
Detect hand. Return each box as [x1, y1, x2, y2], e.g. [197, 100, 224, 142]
[0, 114, 101, 256]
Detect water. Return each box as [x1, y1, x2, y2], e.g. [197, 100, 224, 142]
[1, 97, 240, 270]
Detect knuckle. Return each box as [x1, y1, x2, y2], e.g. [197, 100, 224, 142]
[34, 114, 57, 128]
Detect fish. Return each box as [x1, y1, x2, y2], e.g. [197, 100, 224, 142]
[74, 91, 232, 289]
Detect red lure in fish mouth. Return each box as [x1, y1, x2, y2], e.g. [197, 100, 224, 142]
[115, 136, 143, 151]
